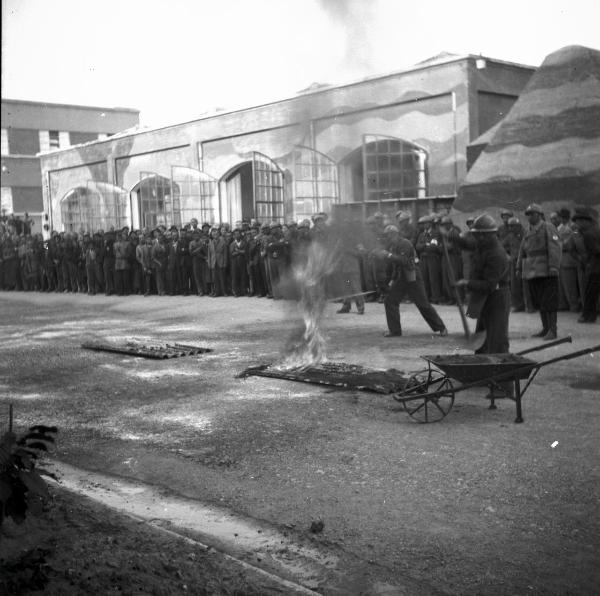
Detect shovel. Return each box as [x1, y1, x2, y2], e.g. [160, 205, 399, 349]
[441, 235, 487, 351]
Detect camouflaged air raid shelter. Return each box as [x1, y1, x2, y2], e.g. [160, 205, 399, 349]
[457, 45, 600, 215]
[39, 53, 534, 233]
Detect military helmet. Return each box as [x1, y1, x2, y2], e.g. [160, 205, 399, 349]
[384, 224, 399, 234]
[395, 210, 410, 222]
[470, 213, 498, 232]
[525, 203, 543, 215]
[508, 217, 520, 226]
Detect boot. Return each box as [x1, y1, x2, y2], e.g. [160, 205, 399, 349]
[531, 311, 548, 338]
[543, 312, 557, 340]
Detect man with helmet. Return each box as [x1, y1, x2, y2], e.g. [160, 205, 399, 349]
[517, 204, 562, 340]
[446, 213, 511, 354]
[378, 224, 447, 337]
[501, 216, 526, 312]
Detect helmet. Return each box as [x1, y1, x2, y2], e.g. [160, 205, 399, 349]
[417, 215, 432, 224]
[508, 217, 520, 226]
[384, 224, 399, 234]
[440, 216, 453, 225]
[373, 211, 384, 220]
[471, 213, 498, 232]
[525, 203, 543, 215]
[395, 210, 410, 222]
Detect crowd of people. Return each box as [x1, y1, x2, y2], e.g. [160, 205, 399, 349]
[0, 205, 598, 327]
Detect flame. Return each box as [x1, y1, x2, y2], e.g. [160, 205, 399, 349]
[277, 241, 338, 371]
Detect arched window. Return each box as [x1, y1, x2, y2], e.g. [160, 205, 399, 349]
[171, 166, 218, 225]
[134, 173, 179, 229]
[253, 152, 284, 223]
[339, 135, 427, 205]
[60, 182, 128, 232]
[292, 146, 339, 220]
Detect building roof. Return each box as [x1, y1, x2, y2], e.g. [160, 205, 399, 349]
[1, 98, 139, 114]
[456, 45, 600, 210]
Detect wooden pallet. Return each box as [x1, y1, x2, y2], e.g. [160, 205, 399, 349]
[82, 341, 212, 359]
[239, 362, 409, 394]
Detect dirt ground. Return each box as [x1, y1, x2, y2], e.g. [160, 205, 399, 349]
[1, 291, 599, 595]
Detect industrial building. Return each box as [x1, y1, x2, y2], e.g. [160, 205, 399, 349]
[1, 99, 139, 232]
[38, 53, 534, 233]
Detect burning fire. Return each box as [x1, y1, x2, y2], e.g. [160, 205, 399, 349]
[276, 240, 338, 371]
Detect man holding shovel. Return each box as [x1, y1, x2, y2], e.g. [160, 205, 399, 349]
[378, 225, 448, 337]
[441, 213, 511, 356]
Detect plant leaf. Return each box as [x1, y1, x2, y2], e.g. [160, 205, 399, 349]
[18, 470, 49, 498]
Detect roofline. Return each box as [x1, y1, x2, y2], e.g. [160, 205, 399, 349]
[1, 98, 140, 114]
[37, 52, 537, 155]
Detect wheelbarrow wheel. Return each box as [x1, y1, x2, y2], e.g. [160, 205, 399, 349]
[398, 369, 455, 423]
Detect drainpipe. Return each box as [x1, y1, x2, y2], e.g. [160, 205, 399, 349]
[452, 91, 459, 196]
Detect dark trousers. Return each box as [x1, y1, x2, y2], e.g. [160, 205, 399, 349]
[211, 266, 226, 296]
[420, 255, 442, 303]
[581, 272, 600, 321]
[114, 269, 130, 296]
[86, 264, 98, 294]
[509, 259, 525, 311]
[192, 258, 205, 295]
[384, 272, 446, 334]
[230, 257, 247, 296]
[528, 276, 559, 312]
[441, 252, 462, 303]
[474, 287, 510, 354]
[103, 260, 115, 295]
[154, 266, 166, 295]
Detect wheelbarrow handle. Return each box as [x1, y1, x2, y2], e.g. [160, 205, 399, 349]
[517, 335, 572, 356]
[534, 344, 600, 369]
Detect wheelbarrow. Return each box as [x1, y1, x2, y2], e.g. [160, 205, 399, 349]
[391, 336, 600, 423]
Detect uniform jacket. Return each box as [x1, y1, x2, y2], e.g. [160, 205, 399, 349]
[517, 221, 561, 279]
[387, 237, 418, 282]
[465, 236, 510, 319]
[578, 223, 600, 275]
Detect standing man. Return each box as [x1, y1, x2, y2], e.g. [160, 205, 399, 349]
[517, 204, 562, 340]
[379, 225, 447, 338]
[556, 208, 581, 312]
[571, 208, 600, 324]
[447, 214, 511, 354]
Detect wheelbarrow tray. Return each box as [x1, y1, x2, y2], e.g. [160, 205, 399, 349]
[421, 353, 537, 385]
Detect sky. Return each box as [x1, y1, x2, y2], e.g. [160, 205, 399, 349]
[2, 0, 599, 128]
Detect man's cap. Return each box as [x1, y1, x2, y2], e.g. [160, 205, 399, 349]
[470, 213, 498, 232]
[558, 208, 571, 219]
[201, 222, 211, 229]
[384, 224, 399, 234]
[395, 210, 410, 222]
[571, 207, 598, 222]
[373, 211, 384, 220]
[417, 215, 432, 224]
[525, 203, 543, 215]
[440, 216, 453, 225]
[311, 212, 327, 222]
[298, 219, 311, 228]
